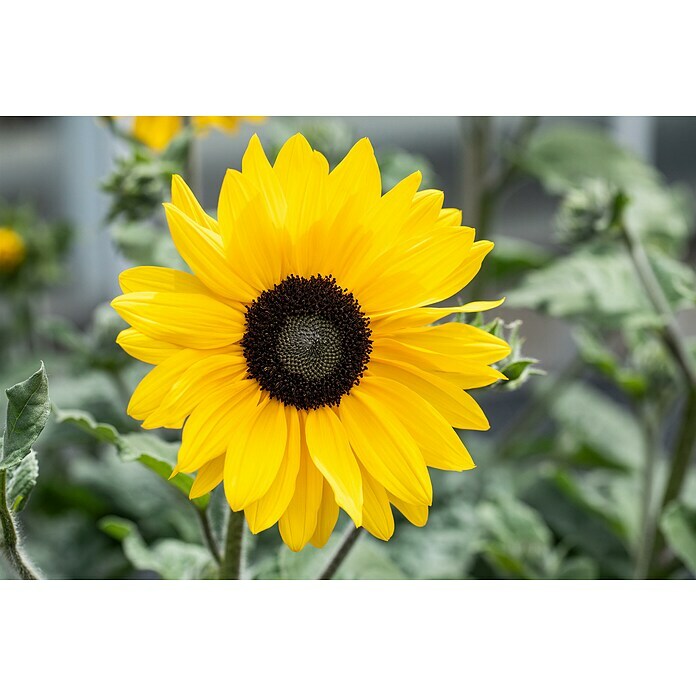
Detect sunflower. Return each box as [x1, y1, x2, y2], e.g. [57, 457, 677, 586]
[112, 133, 510, 551]
[0, 227, 25, 272]
[131, 116, 265, 151]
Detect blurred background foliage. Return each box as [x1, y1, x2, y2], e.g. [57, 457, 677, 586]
[1, 116, 695, 579]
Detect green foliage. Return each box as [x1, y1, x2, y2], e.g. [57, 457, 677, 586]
[6, 451, 39, 512]
[102, 131, 190, 222]
[1, 363, 50, 471]
[506, 243, 696, 323]
[519, 124, 693, 251]
[660, 502, 696, 574]
[100, 516, 216, 580]
[0, 198, 73, 295]
[54, 407, 209, 510]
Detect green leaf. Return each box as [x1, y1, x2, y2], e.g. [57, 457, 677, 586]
[524, 470, 632, 578]
[519, 125, 693, 251]
[660, 502, 696, 574]
[507, 244, 696, 323]
[552, 383, 646, 471]
[54, 407, 209, 510]
[1, 363, 50, 470]
[99, 516, 215, 579]
[483, 235, 553, 280]
[6, 450, 39, 512]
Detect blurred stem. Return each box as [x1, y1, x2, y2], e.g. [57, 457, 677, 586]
[318, 525, 363, 580]
[620, 224, 696, 389]
[646, 388, 696, 577]
[0, 469, 38, 580]
[462, 117, 491, 233]
[196, 508, 221, 565]
[220, 510, 246, 579]
[621, 222, 696, 576]
[633, 402, 660, 579]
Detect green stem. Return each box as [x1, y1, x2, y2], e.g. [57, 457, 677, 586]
[621, 224, 696, 390]
[620, 223, 696, 576]
[219, 510, 246, 579]
[633, 402, 660, 579]
[196, 508, 221, 566]
[0, 469, 38, 580]
[647, 388, 696, 577]
[318, 525, 363, 580]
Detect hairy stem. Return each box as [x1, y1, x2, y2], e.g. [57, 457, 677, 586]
[318, 525, 363, 580]
[0, 469, 38, 580]
[196, 508, 221, 566]
[220, 510, 246, 580]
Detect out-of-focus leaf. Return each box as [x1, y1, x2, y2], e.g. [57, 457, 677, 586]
[6, 450, 39, 512]
[660, 502, 696, 574]
[524, 469, 632, 578]
[54, 407, 209, 509]
[1, 363, 50, 471]
[99, 516, 215, 580]
[519, 125, 693, 251]
[572, 327, 648, 397]
[485, 235, 554, 280]
[378, 148, 435, 192]
[507, 245, 696, 323]
[552, 383, 645, 471]
[557, 556, 599, 580]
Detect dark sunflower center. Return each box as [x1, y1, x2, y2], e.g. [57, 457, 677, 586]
[241, 274, 372, 410]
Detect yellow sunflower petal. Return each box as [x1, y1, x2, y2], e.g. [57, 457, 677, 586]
[241, 134, 287, 228]
[224, 397, 288, 510]
[373, 298, 506, 333]
[142, 354, 246, 430]
[218, 168, 284, 290]
[171, 174, 220, 234]
[368, 357, 490, 430]
[163, 202, 257, 302]
[278, 436, 324, 552]
[357, 376, 475, 471]
[111, 291, 244, 350]
[118, 266, 210, 295]
[338, 389, 432, 506]
[360, 467, 395, 541]
[304, 407, 363, 526]
[177, 380, 259, 473]
[372, 336, 509, 375]
[190, 455, 225, 499]
[274, 135, 329, 244]
[326, 137, 381, 222]
[310, 479, 340, 548]
[127, 348, 207, 421]
[116, 328, 179, 365]
[355, 228, 477, 316]
[388, 493, 429, 527]
[245, 407, 302, 534]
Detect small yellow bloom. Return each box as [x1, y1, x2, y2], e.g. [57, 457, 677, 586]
[131, 116, 265, 151]
[0, 227, 25, 272]
[112, 134, 510, 551]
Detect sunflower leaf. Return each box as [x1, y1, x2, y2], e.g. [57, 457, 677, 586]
[1, 363, 51, 471]
[54, 407, 209, 510]
[660, 502, 696, 574]
[99, 516, 216, 580]
[6, 450, 39, 512]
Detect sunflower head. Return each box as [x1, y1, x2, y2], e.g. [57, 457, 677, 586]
[0, 227, 26, 273]
[112, 132, 510, 551]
